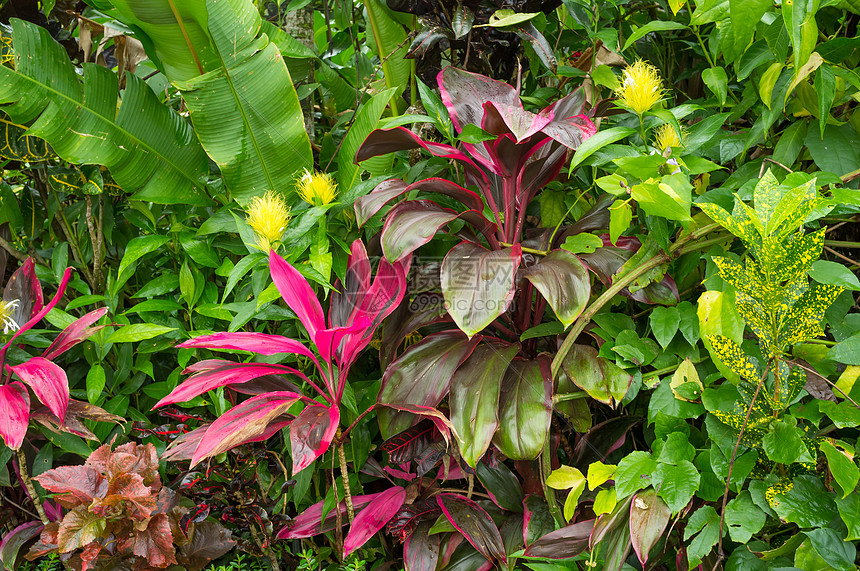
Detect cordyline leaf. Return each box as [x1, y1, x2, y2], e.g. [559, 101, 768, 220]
[190, 392, 303, 466]
[354, 178, 484, 227]
[561, 344, 633, 407]
[404, 521, 440, 571]
[378, 331, 479, 438]
[42, 307, 109, 360]
[290, 404, 339, 474]
[449, 342, 519, 467]
[269, 250, 325, 340]
[386, 498, 443, 541]
[380, 420, 437, 464]
[441, 242, 522, 338]
[2, 257, 42, 328]
[344, 486, 407, 556]
[177, 331, 316, 360]
[630, 488, 671, 566]
[524, 519, 594, 558]
[0, 382, 29, 449]
[437, 494, 507, 563]
[0, 522, 43, 570]
[277, 495, 377, 539]
[493, 356, 552, 461]
[2, 267, 72, 352]
[381, 200, 461, 262]
[522, 249, 590, 328]
[154, 362, 312, 408]
[355, 127, 485, 179]
[9, 357, 69, 422]
[56, 506, 107, 553]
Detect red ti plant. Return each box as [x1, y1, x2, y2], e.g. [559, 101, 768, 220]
[155, 240, 409, 492]
[0, 258, 112, 454]
[353, 67, 605, 467]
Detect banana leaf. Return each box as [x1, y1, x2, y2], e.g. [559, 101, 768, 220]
[107, 0, 313, 206]
[0, 19, 210, 205]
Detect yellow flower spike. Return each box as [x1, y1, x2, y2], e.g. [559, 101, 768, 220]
[246, 191, 291, 252]
[296, 169, 338, 207]
[0, 298, 20, 334]
[653, 123, 684, 152]
[616, 60, 665, 116]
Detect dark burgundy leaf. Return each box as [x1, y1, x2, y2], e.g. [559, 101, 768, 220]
[180, 504, 212, 535]
[386, 498, 443, 541]
[523, 494, 555, 547]
[3, 257, 43, 328]
[415, 446, 447, 477]
[290, 404, 339, 474]
[355, 128, 481, 174]
[25, 522, 58, 560]
[493, 357, 552, 461]
[572, 416, 642, 467]
[475, 461, 524, 513]
[119, 512, 176, 567]
[380, 293, 448, 368]
[177, 521, 235, 571]
[404, 521, 440, 571]
[523, 519, 594, 558]
[436, 493, 506, 564]
[380, 420, 436, 464]
[355, 178, 485, 227]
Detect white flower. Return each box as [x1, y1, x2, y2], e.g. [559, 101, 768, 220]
[0, 299, 20, 334]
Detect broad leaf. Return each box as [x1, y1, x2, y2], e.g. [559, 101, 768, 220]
[436, 494, 507, 564]
[277, 495, 377, 539]
[493, 357, 552, 460]
[449, 342, 518, 466]
[561, 344, 633, 407]
[8, 357, 69, 422]
[0, 20, 209, 204]
[269, 250, 326, 340]
[629, 488, 670, 566]
[404, 521, 440, 571]
[290, 404, 339, 474]
[521, 250, 590, 328]
[523, 519, 593, 558]
[0, 382, 30, 449]
[442, 242, 522, 338]
[42, 307, 109, 360]
[3, 257, 43, 328]
[56, 506, 107, 553]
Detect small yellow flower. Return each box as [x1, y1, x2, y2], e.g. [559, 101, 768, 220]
[653, 123, 684, 152]
[246, 191, 290, 252]
[0, 299, 20, 334]
[616, 60, 664, 116]
[296, 169, 338, 207]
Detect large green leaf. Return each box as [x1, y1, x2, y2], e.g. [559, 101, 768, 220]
[108, 0, 313, 205]
[364, 0, 410, 114]
[493, 357, 552, 461]
[0, 19, 209, 205]
[337, 87, 399, 194]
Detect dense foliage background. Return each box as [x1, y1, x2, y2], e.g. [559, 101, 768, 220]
[1, 0, 860, 569]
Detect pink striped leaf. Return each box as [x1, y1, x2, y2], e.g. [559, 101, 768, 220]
[2, 257, 43, 329]
[9, 357, 69, 421]
[277, 494, 377, 539]
[177, 332, 315, 359]
[290, 404, 339, 474]
[0, 382, 29, 449]
[190, 392, 303, 467]
[343, 486, 407, 556]
[2, 267, 72, 352]
[155, 362, 312, 408]
[43, 307, 109, 360]
[436, 493, 507, 564]
[269, 250, 325, 339]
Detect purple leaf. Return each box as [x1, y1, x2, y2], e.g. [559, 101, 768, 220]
[381, 200, 460, 262]
[177, 332, 316, 360]
[523, 519, 594, 558]
[154, 362, 313, 408]
[387, 499, 443, 541]
[380, 293, 448, 368]
[343, 486, 407, 556]
[561, 345, 633, 408]
[189, 392, 303, 466]
[493, 357, 552, 461]
[0, 521, 43, 569]
[379, 403, 456, 448]
[437, 67, 519, 135]
[2, 258, 42, 329]
[404, 521, 440, 571]
[521, 250, 590, 329]
[277, 495, 377, 539]
[290, 404, 339, 474]
[629, 488, 671, 566]
[2, 267, 72, 352]
[269, 250, 325, 339]
[355, 128, 484, 180]
[329, 240, 372, 329]
[380, 420, 436, 464]
[441, 242, 522, 338]
[0, 382, 30, 449]
[8, 357, 69, 421]
[436, 493, 507, 564]
[42, 307, 109, 360]
[355, 178, 484, 227]
[449, 342, 519, 467]
[378, 331, 479, 438]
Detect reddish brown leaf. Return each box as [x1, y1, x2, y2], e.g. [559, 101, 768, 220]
[35, 465, 106, 508]
[120, 513, 176, 568]
[177, 521, 235, 571]
[56, 506, 107, 553]
[91, 473, 157, 521]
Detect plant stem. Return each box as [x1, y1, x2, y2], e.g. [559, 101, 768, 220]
[16, 449, 49, 525]
[336, 427, 355, 524]
[540, 434, 565, 528]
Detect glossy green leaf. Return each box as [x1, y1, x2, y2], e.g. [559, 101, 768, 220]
[702, 66, 728, 105]
[652, 460, 699, 513]
[725, 491, 766, 543]
[836, 493, 860, 541]
[614, 451, 656, 499]
[568, 127, 636, 172]
[809, 260, 860, 290]
[805, 528, 856, 571]
[609, 199, 632, 245]
[449, 342, 518, 467]
[683, 505, 720, 569]
[621, 21, 687, 52]
[649, 305, 680, 349]
[820, 440, 860, 497]
[771, 475, 838, 528]
[105, 324, 176, 344]
[86, 364, 105, 405]
[561, 344, 633, 407]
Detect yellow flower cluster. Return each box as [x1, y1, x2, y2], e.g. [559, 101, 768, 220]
[653, 123, 684, 152]
[246, 191, 291, 252]
[296, 169, 338, 207]
[616, 60, 664, 116]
